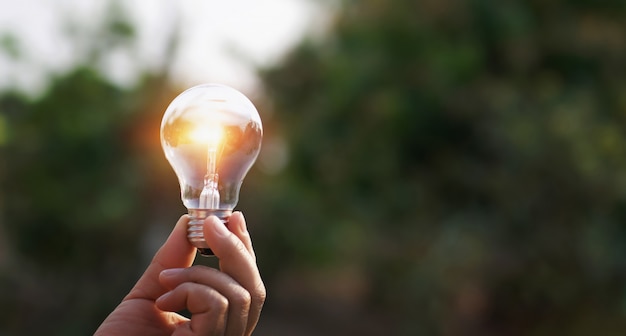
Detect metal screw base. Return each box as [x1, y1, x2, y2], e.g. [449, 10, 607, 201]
[187, 209, 232, 257]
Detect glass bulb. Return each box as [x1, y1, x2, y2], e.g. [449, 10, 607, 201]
[160, 84, 263, 255]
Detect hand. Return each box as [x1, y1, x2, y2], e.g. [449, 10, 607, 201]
[95, 212, 266, 336]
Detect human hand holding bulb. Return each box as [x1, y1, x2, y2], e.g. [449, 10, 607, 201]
[96, 213, 266, 335]
[96, 84, 266, 335]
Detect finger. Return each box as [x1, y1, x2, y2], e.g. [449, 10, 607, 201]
[156, 282, 228, 336]
[126, 215, 196, 301]
[203, 216, 266, 335]
[227, 212, 255, 259]
[160, 266, 251, 336]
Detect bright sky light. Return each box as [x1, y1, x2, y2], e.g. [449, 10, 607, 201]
[0, 0, 327, 95]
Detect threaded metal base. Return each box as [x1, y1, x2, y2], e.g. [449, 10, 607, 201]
[188, 209, 232, 256]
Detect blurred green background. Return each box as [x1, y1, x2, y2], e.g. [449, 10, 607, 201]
[2, 0, 626, 335]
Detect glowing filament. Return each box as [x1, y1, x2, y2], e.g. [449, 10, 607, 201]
[190, 123, 225, 209]
[189, 124, 224, 148]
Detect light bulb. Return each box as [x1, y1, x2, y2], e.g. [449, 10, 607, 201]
[160, 84, 263, 256]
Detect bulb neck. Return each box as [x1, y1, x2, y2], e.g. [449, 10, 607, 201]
[187, 209, 232, 256]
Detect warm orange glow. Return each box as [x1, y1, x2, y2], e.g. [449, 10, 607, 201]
[189, 124, 224, 147]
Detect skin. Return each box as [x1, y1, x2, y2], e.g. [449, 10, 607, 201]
[95, 212, 266, 336]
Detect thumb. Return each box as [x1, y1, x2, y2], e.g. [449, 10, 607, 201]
[125, 215, 196, 301]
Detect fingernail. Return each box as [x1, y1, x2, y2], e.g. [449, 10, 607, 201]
[233, 211, 247, 232]
[160, 268, 184, 278]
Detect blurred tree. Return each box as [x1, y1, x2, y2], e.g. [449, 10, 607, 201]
[0, 3, 182, 335]
[256, 0, 626, 334]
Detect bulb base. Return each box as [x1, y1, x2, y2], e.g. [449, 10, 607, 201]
[188, 209, 232, 256]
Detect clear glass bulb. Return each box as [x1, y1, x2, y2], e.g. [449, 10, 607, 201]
[160, 84, 263, 255]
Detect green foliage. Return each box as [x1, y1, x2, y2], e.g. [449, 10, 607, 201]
[0, 67, 181, 336]
[5, 68, 132, 261]
[0, 33, 21, 60]
[257, 0, 626, 334]
[0, 7, 181, 335]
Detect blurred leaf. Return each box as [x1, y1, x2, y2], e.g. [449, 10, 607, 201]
[0, 33, 20, 60]
[0, 113, 7, 146]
